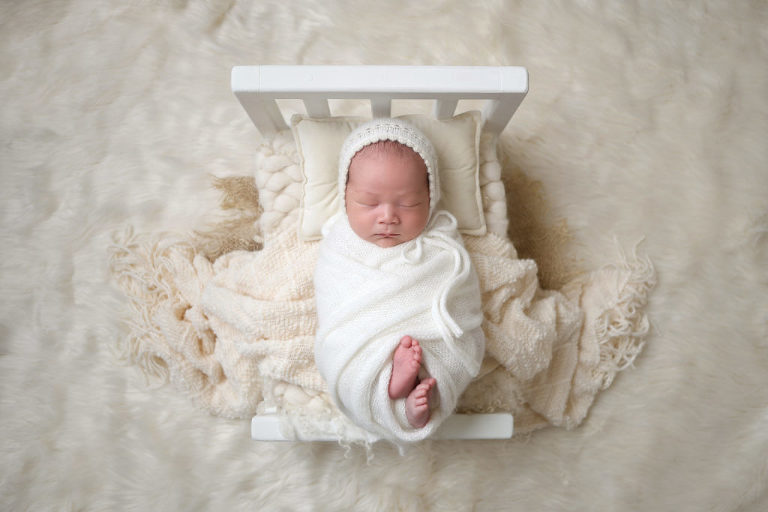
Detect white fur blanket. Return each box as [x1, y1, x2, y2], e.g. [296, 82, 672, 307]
[314, 212, 486, 442]
[4, 2, 767, 510]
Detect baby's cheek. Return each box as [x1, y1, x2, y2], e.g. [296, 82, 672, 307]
[414, 208, 430, 228]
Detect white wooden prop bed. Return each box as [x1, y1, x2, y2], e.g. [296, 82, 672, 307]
[232, 65, 528, 441]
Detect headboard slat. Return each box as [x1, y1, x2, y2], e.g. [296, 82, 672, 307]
[433, 98, 458, 120]
[303, 97, 331, 119]
[370, 97, 391, 118]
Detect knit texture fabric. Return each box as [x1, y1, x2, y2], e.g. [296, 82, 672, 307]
[314, 211, 485, 443]
[338, 118, 440, 217]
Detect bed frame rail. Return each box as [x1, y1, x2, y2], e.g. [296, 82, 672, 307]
[235, 64, 523, 442]
[252, 411, 514, 442]
[232, 65, 528, 137]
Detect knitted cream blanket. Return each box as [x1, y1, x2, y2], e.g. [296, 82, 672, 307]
[110, 205, 654, 437]
[314, 211, 485, 443]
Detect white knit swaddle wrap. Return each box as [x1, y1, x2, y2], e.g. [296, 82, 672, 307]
[314, 118, 484, 443]
[314, 212, 485, 443]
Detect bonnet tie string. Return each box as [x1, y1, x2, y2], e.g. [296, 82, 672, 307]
[402, 211, 476, 373]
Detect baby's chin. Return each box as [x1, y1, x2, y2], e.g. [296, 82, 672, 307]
[370, 236, 404, 248]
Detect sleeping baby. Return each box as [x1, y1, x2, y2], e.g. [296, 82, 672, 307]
[313, 118, 485, 443]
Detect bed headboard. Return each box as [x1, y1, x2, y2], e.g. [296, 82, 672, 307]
[231, 65, 528, 137]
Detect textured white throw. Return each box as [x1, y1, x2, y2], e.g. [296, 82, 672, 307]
[106, 129, 658, 439]
[314, 211, 485, 442]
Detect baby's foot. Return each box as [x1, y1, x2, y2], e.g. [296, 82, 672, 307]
[405, 378, 436, 429]
[389, 336, 422, 399]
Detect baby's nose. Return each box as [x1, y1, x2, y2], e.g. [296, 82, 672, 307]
[380, 204, 398, 223]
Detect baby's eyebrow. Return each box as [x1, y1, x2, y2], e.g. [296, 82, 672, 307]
[349, 188, 378, 198]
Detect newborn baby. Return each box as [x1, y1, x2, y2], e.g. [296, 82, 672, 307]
[345, 135, 437, 428]
[313, 119, 485, 443]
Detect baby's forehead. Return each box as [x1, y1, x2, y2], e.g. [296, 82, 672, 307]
[346, 140, 430, 191]
[351, 140, 426, 167]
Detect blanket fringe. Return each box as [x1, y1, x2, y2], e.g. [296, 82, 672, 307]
[109, 225, 185, 383]
[594, 239, 656, 390]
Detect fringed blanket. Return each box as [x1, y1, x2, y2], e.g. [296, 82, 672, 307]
[109, 183, 655, 438]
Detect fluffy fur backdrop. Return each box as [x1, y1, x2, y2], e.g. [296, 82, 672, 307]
[2, 1, 767, 510]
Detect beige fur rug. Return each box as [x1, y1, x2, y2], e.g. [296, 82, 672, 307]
[2, 1, 767, 510]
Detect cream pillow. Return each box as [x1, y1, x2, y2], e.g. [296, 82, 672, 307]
[291, 111, 486, 240]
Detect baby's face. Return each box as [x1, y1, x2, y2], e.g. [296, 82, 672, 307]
[345, 147, 430, 248]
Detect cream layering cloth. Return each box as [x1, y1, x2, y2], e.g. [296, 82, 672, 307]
[314, 211, 485, 443]
[109, 131, 655, 438]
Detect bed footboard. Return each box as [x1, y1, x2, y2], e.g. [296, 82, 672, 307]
[251, 411, 514, 442]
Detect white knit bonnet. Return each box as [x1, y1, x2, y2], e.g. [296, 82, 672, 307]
[338, 118, 440, 216]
